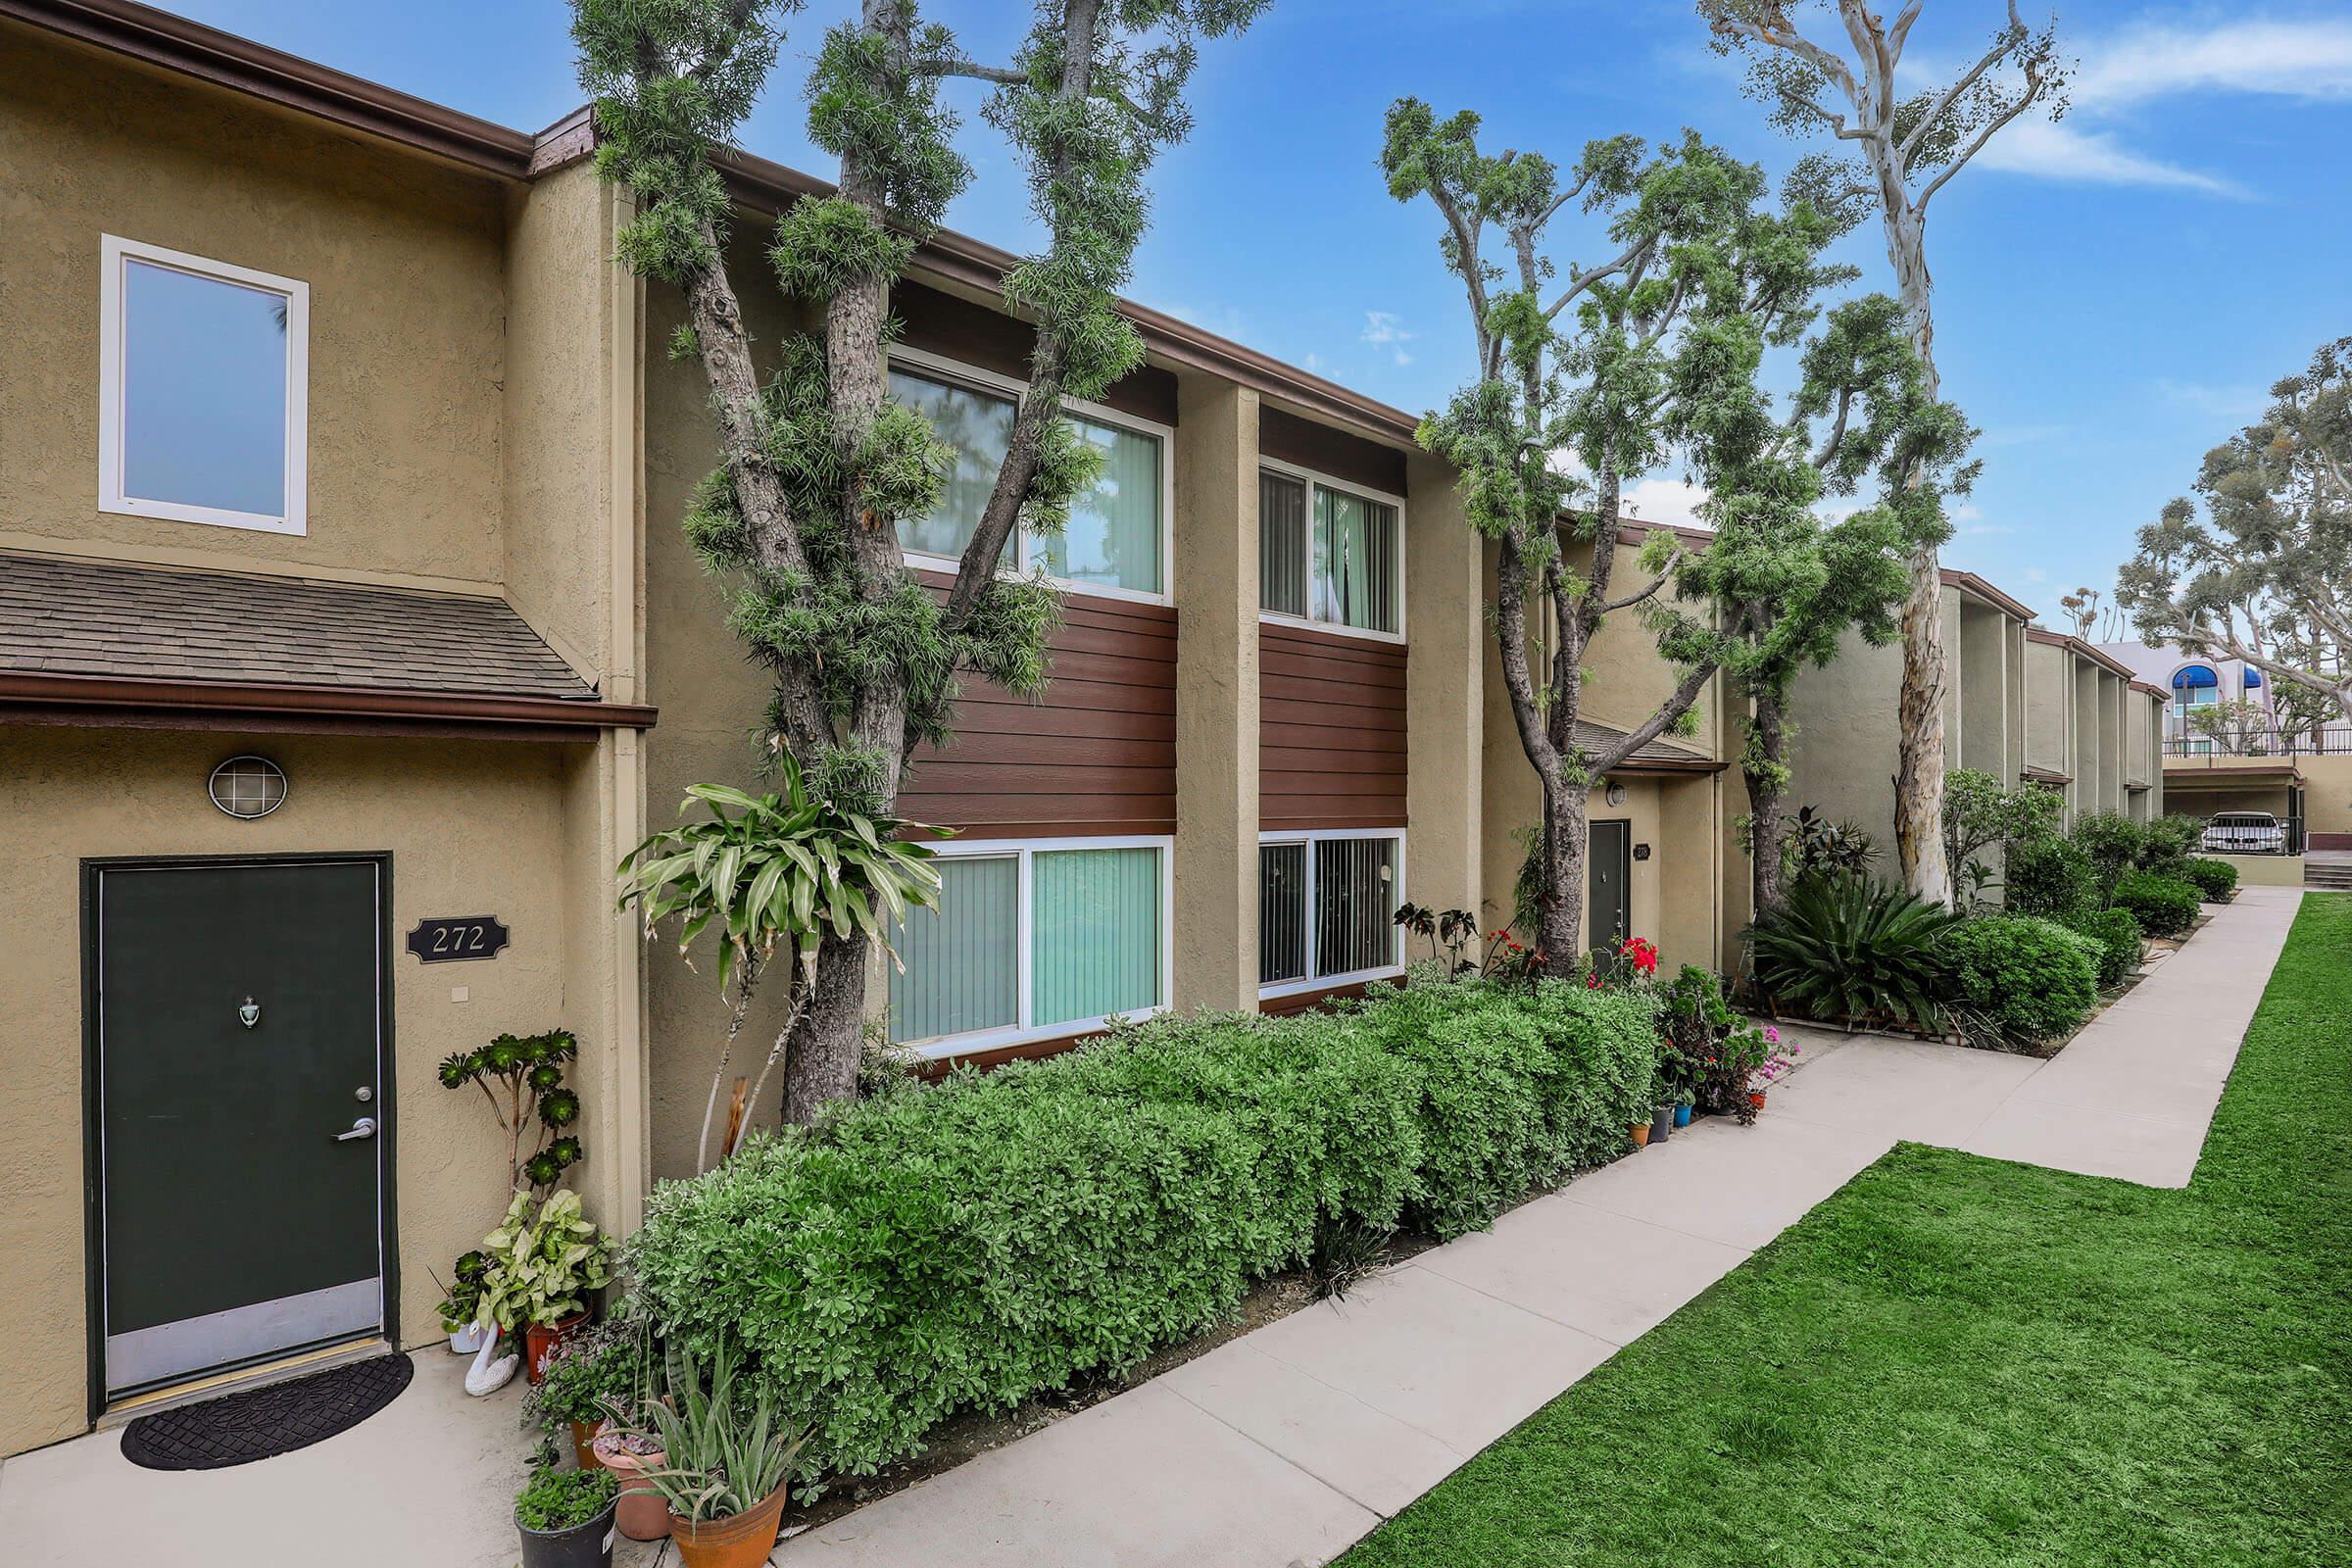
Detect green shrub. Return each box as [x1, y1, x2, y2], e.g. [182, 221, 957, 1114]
[1745, 874, 1957, 1030]
[2139, 813, 2207, 874]
[2113, 870, 2202, 937]
[2002, 834, 2097, 918]
[2070, 811, 2148, 900]
[2060, 906, 2144, 988]
[624, 979, 1661, 1484]
[2182, 857, 2239, 902]
[1937, 915, 2101, 1047]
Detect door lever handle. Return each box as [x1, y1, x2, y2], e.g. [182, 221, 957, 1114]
[332, 1117, 377, 1143]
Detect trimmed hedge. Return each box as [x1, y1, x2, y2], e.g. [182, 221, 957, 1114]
[1937, 914, 2101, 1047]
[2061, 906, 2144, 988]
[2002, 835, 2097, 918]
[2113, 870, 2202, 937]
[624, 979, 1660, 1482]
[2183, 857, 2239, 903]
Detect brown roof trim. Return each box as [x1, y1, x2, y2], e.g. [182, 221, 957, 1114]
[1605, 755, 1731, 776]
[2021, 765, 2073, 786]
[0, 670, 656, 740]
[2164, 760, 2302, 780]
[2, 0, 536, 176]
[704, 149, 1425, 450]
[2024, 625, 2136, 680]
[1940, 567, 2036, 622]
[2131, 679, 2168, 700]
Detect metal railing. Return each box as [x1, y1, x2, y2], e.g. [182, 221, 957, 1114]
[2163, 724, 2352, 759]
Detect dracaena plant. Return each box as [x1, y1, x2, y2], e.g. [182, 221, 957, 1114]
[437, 1027, 585, 1193]
[475, 1189, 613, 1334]
[617, 755, 947, 1172]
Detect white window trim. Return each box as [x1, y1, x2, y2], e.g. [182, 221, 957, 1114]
[891, 833, 1175, 1059]
[98, 235, 309, 537]
[887, 345, 1174, 607]
[1256, 827, 1408, 1000]
[1256, 457, 1407, 646]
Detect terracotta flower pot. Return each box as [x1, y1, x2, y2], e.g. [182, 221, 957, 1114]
[569, 1419, 601, 1471]
[592, 1427, 670, 1543]
[1629, 1121, 1651, 1149]
[524, 1312, 589, 1385]
[1748, 1089, 1768, 1111]
[669, 1485, 788, 1568]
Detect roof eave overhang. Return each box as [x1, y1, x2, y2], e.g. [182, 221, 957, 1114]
[0, 670, 656, 742]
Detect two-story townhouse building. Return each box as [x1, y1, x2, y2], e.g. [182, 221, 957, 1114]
[0, 0, 1750, 1455]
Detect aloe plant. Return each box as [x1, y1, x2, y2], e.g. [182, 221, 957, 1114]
[617, 755, 948, 1167]
[628, 1339, 809, 1524]
[1745, 873, 1957, 1031]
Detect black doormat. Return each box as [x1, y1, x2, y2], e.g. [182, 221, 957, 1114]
[120, 1352, 414, 1471]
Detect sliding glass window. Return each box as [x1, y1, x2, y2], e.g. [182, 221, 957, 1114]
[889, 839, 1170, 1054]
[1258, 833, 1403, 992]
[888, 361, 1165, 597]
[1258, 466, 1400, 636]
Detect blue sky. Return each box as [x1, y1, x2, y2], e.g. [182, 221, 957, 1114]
[170, 0, 2352, 624]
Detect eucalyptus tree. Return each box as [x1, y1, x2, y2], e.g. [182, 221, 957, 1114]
[1382, 105, 1847, 967]
[574, 0, 1265, 1121]
[1697, 0, 2067, 905]
[1682, 293, 1973, 919]
[2119, 337, 2352, 729]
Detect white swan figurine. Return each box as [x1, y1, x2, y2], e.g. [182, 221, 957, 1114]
[463, 1321, 518, 1396]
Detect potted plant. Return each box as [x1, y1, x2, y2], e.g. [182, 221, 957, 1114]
[475, 1189, 614, 1385]
[1628, 1119, 1651, 1149]
[1673, 1088, 1694, 1128]
[514, 1465, 619, 1568]
[593, 1420, 671, 1544]
[434, 1250, 491, 1354]
[621, 1340, 809, 1568]
[527, 1319, 646, 1470]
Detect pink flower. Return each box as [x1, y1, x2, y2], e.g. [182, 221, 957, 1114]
[1764, 1026, 1781, 1045]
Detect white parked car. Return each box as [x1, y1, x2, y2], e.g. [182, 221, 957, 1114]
[2202, 811, 2288, 855]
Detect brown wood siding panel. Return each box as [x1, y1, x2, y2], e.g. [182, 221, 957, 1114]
[902, 577, 1177, 835]
[1259, 623, 1408, 829]
[1257, 979, 1379, 1017]
[1260, 408, 1408, 496]
[893, 280, 1179, 426]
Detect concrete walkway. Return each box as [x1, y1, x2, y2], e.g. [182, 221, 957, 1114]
[0, 891, 2298, 1568]
[790, 887, 2302, 1568]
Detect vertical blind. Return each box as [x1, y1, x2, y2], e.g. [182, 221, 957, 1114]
[1314, 487, 1399, 634]
[1257, 842, 1308, 984]
[891, 367, 1162, 594]
[1314, 836, 1397, 977]
[1044, 416, 1162, 594]
[888, 855, 1019, 1044]
[1259, 470, 1308, 617]
[1032, 848, 1161, 1026]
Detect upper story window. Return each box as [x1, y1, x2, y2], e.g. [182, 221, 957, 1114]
[887, 351, 1168, 601]
[1259, 466, 1401, 638]
[99, 236, 308, 536]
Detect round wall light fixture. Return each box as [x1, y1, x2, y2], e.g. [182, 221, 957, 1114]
[209, 755, 288, 820]
[1604, 780, 1627, 808]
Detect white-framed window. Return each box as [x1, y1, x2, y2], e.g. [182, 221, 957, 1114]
[1258, 461, 1403, 641]
[1257, 829, 1405, 997]
[887, 346, 1172, 604]
[98, 235, 309, 536]
[888, 835, 1172, 1057]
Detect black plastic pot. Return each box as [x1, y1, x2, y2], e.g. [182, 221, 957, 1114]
[518, 1499, 617, 1568]
[1650, 1102, 1675, 1143]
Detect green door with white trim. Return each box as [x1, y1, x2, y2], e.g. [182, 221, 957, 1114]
[92, 859, 387, 1399]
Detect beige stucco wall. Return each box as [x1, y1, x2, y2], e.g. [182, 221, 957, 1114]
[2213, 852, 2305, 886]
[0, 28, 511, 594]
[1172, 377, 1261, 1010]
[1958, 599, 2008, 777]
[2024, 639, 2071, 783]
[1403, 452, 1484, 919]
[0, 727, 593, 1455]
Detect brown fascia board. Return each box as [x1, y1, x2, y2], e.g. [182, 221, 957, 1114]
[0, 0, 536, 177]
[1939, 567, 2036, 622]
[2022, 625, 2137, 680]
[2164, 760, 2301, 780]
[2131, 680, 2168, 700]
[2021, 765, 2073, 786]
[0, 670, 656, 740]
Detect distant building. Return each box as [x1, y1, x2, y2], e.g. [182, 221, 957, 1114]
[2095, 641, 2276, 753]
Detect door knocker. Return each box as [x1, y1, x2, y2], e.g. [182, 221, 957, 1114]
[238, 997, 261, 1029]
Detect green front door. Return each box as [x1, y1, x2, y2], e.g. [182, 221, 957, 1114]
[1588, 819, 1632, 956]
[94, 859, 386, 1397]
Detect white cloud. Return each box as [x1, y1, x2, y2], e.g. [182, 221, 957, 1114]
[2157, 377, 2270, 423]
[2074, 19, 2352, 108]
[1360, 311, 1413, 347]
[1970, 119, 2245, 197]
[1619, 476, 1711, 530]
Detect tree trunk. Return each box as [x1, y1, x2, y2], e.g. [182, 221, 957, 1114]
[779, 929, 870, 1127]
[1536, 780, 1589, 972]
[1745, 687, 1790, 920]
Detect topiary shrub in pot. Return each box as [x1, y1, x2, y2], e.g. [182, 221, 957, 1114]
[2112, 870, 2202, 938]
[2060, 906, 2144, 989]
[1936, 915, 2101, 1050]
[2001, 835, 2097, 919]
[2182, 857, 2239, 903]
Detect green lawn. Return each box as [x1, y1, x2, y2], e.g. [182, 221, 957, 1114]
[1341, 895, 2352, 1567]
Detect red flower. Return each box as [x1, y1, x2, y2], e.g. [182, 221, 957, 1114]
[1586, 973, 1602, 989]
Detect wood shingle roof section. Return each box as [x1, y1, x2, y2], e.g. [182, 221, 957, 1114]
[0, 553, 655, 739]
